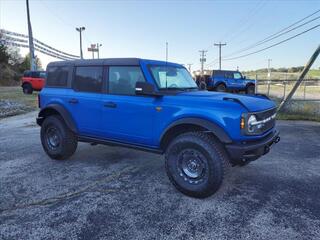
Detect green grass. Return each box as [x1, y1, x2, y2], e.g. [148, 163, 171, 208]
[276, 112, 320, 122]
[0, 86, 39, 109]
[0, 87, 38, 118]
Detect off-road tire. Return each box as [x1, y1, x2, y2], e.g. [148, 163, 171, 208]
[40, 115, 77, 160]
[165, 132, 230, 198]
[216, 84, 226, 92]
[199, 81, 207, 90]
[246, 84, 255, 94]
[23, 84, 33, 94]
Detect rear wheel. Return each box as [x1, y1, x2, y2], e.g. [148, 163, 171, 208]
[40, 115, 78, 160]
[246, 84, 255, 94]
[165, 132, 230, 198]
[22, 83, 33, 94]
[216, 84, 226, 92]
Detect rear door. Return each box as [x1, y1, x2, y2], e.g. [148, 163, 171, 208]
[101, 66, 156, 146]
[67, 66, 104, 137]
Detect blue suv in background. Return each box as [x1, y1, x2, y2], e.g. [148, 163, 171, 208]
[204, 70, 256, 94]
[37, 58, 279, 198]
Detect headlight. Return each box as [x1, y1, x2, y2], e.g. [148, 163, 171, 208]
[247, 114, 264, 133]
[248, 115, 257, 133]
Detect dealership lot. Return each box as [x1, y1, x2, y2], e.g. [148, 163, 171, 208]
[0, 112, 320, 240]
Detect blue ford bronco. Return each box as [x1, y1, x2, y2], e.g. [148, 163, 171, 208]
[37, 58, 280, 198]
[204, 70, 256, 94]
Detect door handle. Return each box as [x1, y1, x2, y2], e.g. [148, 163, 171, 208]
[104, 102, 117, 108]
[68, 98, 79, 104]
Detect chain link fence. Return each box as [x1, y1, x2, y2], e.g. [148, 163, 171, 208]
[256, 78, 320, 101]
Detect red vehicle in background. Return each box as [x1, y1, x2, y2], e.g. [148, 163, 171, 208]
[21, 70, 46, 94]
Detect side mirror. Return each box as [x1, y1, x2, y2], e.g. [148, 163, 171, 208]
[135, 82, 162, 97]
[243, 76, 246, 79]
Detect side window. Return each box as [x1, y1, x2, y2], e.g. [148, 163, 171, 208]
[73, 66, 103, 93]
[31, 71, 40, 78]
[108, 66, 145, 95]
[40, 72, 46, 78]
[233, 72, 242, 79]
[46, 66, 69, 87]
[24, 71, 31, 77]
[225, 72, 233, 79]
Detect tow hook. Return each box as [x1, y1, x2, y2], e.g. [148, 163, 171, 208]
[274, 136, 280, 144]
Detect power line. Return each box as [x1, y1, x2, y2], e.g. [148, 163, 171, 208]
[221, 1, 266, 42]
[224, 9, 320, 58]
[223, 24, 320, 61]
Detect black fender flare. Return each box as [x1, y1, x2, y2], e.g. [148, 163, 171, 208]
[214, 81, 227, 88]
[160, 117, 232, 144]
[37, 104, 77, 133]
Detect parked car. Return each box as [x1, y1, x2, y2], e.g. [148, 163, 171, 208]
[204, 70, 256, 94]
[21, 70, 46, 94]
[37, 58, 280, 198]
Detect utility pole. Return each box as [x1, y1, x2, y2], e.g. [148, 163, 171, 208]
[97, 43, 102, 59]
[187, 63, 193, 73]
[214, 42, 226, 70]
[267, 59, 272, 79]
[76, 26, 85, 59]
[199, 50, 208, 76]
[26, 0, 36, 70]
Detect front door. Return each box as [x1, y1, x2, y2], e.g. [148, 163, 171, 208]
[101, 66, 156, 147]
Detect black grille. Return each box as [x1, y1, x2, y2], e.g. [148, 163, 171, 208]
[255, 107, 276, 133]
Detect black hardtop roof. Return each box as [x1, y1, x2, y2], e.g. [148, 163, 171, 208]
[213, 70, 240, 73]
[47, 58, 141, 67]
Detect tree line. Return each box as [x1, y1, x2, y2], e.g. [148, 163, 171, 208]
[0, 45, 42, 86]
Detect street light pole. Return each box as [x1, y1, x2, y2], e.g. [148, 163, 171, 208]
[97, 43, 102, 59]
[76, 27, 85, 59]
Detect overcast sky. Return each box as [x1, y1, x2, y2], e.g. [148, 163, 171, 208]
[0, 0, 319, 71]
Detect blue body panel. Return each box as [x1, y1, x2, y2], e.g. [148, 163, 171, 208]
[40, 59, 276, 149]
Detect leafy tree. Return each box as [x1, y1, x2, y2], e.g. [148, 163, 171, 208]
[19, 53, 42, 72]
[0, 45, 10, 64]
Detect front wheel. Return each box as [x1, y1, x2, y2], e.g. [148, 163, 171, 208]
[22, 84, 33, 94]
[246, 84, 255, 94]
[41, 115, 78, 160]
[165, 132, 230, 198]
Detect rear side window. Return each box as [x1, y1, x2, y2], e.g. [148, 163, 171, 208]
[24, 71, 31, 77]
[73, 66, 103, 93]
[46, 66, 69, 87]
[108, 66, 145, 95]
[225, 72, 233, 79]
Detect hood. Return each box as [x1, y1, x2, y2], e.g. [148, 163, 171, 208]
[179, 91, 276, 112]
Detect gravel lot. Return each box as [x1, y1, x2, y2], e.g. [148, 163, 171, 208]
[1, 111, 320, 240]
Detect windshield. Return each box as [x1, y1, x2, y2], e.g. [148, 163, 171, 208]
[149, 65, 198, 89]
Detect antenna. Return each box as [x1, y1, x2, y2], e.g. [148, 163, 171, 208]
[166, 42, 168, 62]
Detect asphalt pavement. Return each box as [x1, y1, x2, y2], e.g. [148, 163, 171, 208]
[0, 111, 320, 240]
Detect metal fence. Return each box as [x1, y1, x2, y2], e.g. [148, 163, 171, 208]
[256, 79, 320, 101]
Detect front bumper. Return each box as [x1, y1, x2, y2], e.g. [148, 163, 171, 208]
[225, 129, 280, 164]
